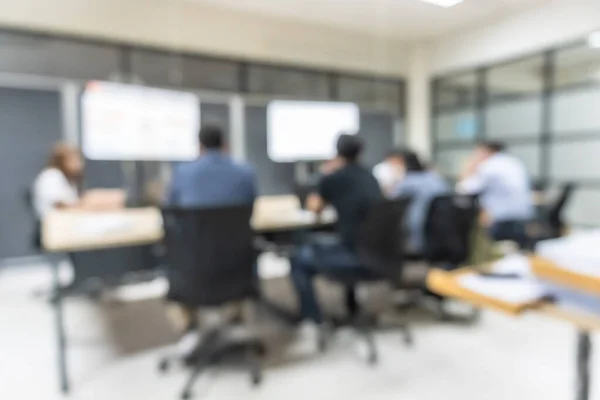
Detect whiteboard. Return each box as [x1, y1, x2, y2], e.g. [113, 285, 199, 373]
[267, 101, 359, 162]
[82, 81, 200, 161]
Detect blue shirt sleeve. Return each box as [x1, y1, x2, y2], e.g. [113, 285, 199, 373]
[391, 178, 414, 198]
[167, 166, 182, 206]
[247, 167, 258, 203]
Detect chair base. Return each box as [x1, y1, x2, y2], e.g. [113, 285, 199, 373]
[394, 290, 481, 325]
[159, 329, 266, 400]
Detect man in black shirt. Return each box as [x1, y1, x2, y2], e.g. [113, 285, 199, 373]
[290, 134, 383, 339]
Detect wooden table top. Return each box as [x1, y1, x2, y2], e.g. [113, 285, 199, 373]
[42, 206, 336, 253]
[427, 267, 600, 332]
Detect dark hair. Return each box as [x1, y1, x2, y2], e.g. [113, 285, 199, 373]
[199, 125, 224, 149]
[481, 141, 506, 153]
[336, 134, 363, 162]
[400, 150, 424, 172]
[387, 148, 424, 172]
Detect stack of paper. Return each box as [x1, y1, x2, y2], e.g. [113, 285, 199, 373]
[536, 231, 600, 280]
[458, 275, 546, 305]
[492, 254, 533, 277]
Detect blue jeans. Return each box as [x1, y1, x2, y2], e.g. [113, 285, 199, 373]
[290, 238, 371, 323]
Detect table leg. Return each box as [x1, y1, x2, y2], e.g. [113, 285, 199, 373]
[576, 330, 591, 400]
[51, 256, 70, 394]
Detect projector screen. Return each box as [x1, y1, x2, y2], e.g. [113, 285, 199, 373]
[267, 101, 359, 162]
[82, 81, 200, 161]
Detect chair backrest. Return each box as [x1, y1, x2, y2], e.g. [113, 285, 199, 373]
[423, 194, 480, 264]
[23, 186, 42, 250]
[547, 183, 575, 236]
[161, 206, 257, 307]
[355, 197, 411, 282]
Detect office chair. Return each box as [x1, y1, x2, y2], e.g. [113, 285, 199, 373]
[422, 194, 480, 265]
[320, 198, 413, 365]
[546, 183, 575, 239]
[402, 194, 480, 321]
[159, 206, 265, 400]
[23, 187, 42, 249]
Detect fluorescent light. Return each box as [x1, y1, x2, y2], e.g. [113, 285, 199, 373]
[588, 31, 600, 48]
[420, 0, 464, 7]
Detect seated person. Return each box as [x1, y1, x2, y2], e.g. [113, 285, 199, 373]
[390, 150, 450, 254]
[33, 143, 125, 219]
[166, 124, 257, 357]
[372, 151, 405, 197]
[167, 125, 256, 207]
[457, 141, 533, 248]
[289, 134, 382, 350]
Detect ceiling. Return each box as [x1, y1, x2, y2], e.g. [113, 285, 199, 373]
[187, 0, 553, 40]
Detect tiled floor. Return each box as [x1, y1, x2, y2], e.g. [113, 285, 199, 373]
[0, 260, 598, 400]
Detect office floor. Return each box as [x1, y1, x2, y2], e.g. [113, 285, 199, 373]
[0, 259, 598, 400]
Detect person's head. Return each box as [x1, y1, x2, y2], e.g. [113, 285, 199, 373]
[386, 149, 425, 173]
[199, 125, 225, 152]
[476, 141, 506, 160]
[336, 134, 363, 163]
[48, 143, 83, 181]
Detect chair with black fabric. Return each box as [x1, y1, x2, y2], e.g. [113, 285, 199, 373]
[320, 198, 413, 365]
[23, 187, 42, 250]
[159, 206, 265, 400]
[400, 194, 480, 321]
[422, 194, 480, 266]
[546, 183, 575, 239]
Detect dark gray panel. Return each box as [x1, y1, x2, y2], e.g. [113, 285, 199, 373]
[357, 113, 395, 169]
[130, 49, 239, 91]
[245, 106, 295, 195]
[129, 49, 180, 87]
[0, 88, 62, 259]
[338, 77, 402, 111]
[0, 31, 120, 80]
[182, 55, 239, 92]
[248, 66, 329, 99]
[83, 160, 124, 189]
[201, 102, 230, 140]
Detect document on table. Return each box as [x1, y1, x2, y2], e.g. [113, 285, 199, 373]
[537, 231, 600, 279]
[459, 275, 547, 305]
[492, 254, 533, 277]
[75, 214, 134, 236]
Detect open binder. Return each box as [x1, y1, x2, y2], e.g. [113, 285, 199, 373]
[427, 268, 547, 316]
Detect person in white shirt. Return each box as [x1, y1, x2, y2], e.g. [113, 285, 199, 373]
[457, 141, 533, 247]
[373, 150, 406, 197]
[32, 143, 125, 219]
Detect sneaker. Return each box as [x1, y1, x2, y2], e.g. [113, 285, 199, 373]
[287, 321, 324, 357]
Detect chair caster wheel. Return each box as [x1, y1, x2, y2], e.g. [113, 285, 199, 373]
[181, 391, 192, 400]
[251, 371, 263, 387]
[367, 352, 378, 365]
[158, 359, 170, 373]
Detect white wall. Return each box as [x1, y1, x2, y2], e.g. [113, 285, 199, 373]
[0, 0, 410, 77]
[407, 45, 433, 159]
[430, 0, 600, 74]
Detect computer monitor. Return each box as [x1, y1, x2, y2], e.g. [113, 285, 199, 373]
[267, 100, 359, 162]
[82, 81, 200, 161]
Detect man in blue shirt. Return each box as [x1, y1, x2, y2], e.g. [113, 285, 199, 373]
[457, 141, 533, 247]
[168, 125, 256, 207]
[166, 124, 257, 358]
